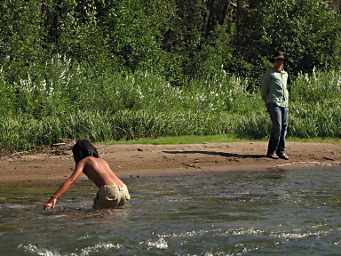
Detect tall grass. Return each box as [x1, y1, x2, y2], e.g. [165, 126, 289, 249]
[0, 58, 340, 151]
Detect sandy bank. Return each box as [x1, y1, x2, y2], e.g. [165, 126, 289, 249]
[1, 142, 340, 184]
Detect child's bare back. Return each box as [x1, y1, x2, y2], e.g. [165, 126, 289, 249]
[82, 157, 124, 188]
[44, 140, 130, 210]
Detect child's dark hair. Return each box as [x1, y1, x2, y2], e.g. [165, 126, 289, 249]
[72, 139, 99, 163]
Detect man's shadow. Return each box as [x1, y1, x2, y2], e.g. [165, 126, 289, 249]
[162, 150, 265, 159]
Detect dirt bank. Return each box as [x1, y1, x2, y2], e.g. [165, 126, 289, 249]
[1, 142, 340, 184]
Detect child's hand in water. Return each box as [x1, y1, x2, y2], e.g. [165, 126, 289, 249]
[44, 197, 57, 210]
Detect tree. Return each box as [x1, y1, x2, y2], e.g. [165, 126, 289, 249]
[233, 0, 340, 77]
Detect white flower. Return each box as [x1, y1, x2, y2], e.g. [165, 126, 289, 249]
[304, 73, 309, 82]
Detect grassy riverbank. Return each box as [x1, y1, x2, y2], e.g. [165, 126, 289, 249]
[0, 63, 340, 151]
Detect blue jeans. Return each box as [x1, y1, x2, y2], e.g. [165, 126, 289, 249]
[266, 103, 288, 155]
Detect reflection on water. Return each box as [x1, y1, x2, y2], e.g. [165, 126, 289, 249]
[1, 166, 341, 255]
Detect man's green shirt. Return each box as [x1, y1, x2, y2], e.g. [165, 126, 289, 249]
[261, 69, 289, 108]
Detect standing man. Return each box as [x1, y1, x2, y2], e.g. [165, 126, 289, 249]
[261, 50, 289, 160]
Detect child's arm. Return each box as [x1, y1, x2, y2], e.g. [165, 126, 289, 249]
[44, 160, 85, 209]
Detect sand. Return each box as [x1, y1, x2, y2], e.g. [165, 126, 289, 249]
[1, 141, 340, 185]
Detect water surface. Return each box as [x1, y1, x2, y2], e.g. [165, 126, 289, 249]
[1, 167, 341, 255]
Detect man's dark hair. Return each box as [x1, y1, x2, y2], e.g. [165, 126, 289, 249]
[272, 50, 285, 63]
[72, 139, 99, 163]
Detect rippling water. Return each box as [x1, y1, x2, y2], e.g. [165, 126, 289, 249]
[1, 166, 341, 255]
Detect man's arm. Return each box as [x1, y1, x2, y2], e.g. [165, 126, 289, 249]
[287, 73, 291, 93]
[43, 160, 85, 209]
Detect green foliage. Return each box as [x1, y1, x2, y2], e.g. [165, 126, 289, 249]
[289, 69, 341, 137]
[0, 0, 339, 80]
[192, 25, 234, 81]
[0, 59, 339, 151]
[0, 0, 340, 151]
[0, 0, 45, 82]
[236, 0, 340, 77]
[0, 69, 16, 116]
[111, 0, 170, 71]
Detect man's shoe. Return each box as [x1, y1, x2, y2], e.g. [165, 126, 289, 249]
[277, 153, 289, 160]
[266, 153, 279, 159]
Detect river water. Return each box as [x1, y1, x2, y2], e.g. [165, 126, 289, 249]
[1, 167, 341, 255]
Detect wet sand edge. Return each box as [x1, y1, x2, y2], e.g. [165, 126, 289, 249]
[1, 141, 340, 185]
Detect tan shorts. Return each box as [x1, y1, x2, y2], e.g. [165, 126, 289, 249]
[93, 183, 130, 209]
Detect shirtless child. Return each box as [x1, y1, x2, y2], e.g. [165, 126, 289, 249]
[44, 140, 130, 210]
